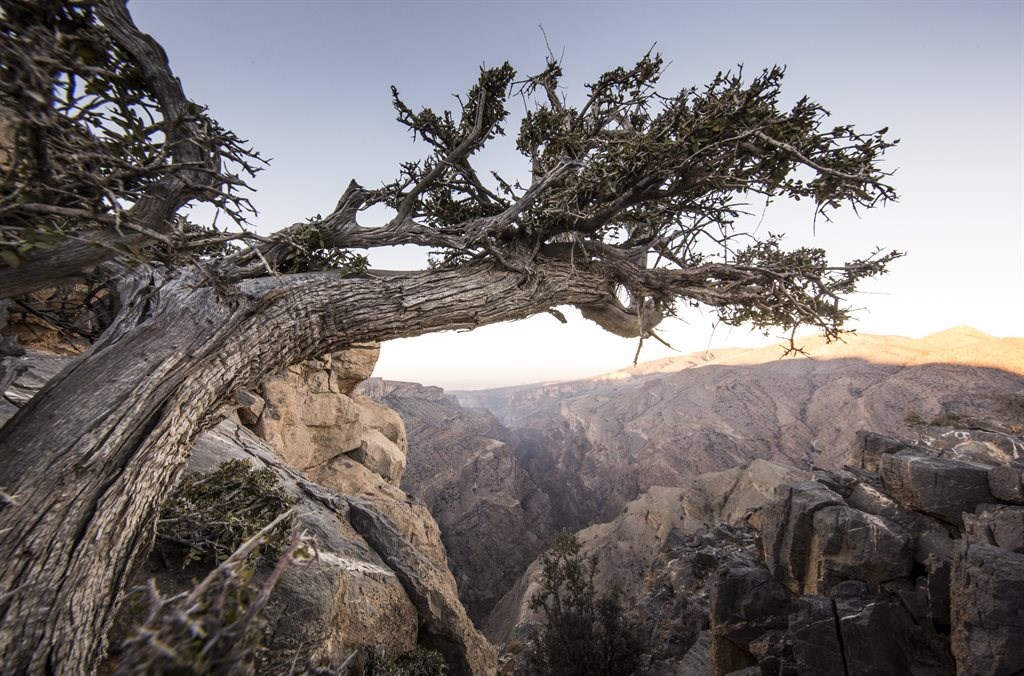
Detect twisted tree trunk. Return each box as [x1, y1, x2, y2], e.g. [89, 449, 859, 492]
[0, 259, 607, 673]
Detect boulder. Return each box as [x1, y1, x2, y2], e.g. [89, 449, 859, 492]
[255, 360, 364, 469]
[830, 581, 910, 675]
[806, 504, 912, 593]
[880, 452, 994, 527]
[756, 481, 845, 594]
[349, 428, 406, 485]
[844, 478, 953, 564]
[950, 540, 1024, 676]
[847, 430, 911, 472]
[963, 503, 1024, 553]
[332, 343, 381, 394]
[109, 420, 424, 672]
[253, 354, 409, 487]
[710, 551, 795, 675]
[988, 458, 1024, 504]
[348, 500, 497, 676]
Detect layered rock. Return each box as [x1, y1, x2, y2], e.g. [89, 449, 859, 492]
[705, 428, 1024, 675]
[251, 345, 408, 486]
[490, 418, 1024, 675]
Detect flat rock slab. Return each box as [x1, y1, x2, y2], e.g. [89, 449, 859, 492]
[880, 452, 994, 527]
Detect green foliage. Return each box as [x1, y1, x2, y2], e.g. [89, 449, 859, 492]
[275, 218, 369, 274]
[364, 646, 448, 676]
[524, 531, 644, 676]
[157, 459, 296, 567]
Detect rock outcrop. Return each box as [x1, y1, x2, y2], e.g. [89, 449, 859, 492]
[489, 418, 1024, 675]
[715, 431, 1024, 674]
[486, 459, 809, 674]
[1, 349, 496, 676]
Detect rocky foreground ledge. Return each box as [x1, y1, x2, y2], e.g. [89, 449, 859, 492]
[1, 349, 495, 675]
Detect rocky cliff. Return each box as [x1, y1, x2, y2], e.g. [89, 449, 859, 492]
[0, 349, 496, 676]
[488, 423, 1024, 675]
[357, 378, 554, 623]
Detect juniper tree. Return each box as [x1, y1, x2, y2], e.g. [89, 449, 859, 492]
[0, 0, 899, 672]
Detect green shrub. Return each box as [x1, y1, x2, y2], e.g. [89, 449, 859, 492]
[157, 459, 295, 567]
[116, 511, 306, 675]
[524, 531, 644, 676]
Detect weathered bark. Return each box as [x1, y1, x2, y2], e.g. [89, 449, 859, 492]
[0, 258, 608, 673]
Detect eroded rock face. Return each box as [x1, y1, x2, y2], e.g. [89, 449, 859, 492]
[881, 452, 995, 527]
[989, 458, 1024, 504]
[252, 347, 408, 486]
[457, 330, 1024, 532]
[358, 378, 554, 623]
[485, 459, 808, 674]
[491, 420, 1024, 676]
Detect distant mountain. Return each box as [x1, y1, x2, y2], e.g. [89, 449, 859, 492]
[455, 328, 1024, 527]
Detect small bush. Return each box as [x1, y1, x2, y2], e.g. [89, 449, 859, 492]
[116, 511, 309, 675]
[904, 410, 925, 427]
[364, 646, 448, 676]
[524, 531, 644, 676]
[157, 459, 295, 567]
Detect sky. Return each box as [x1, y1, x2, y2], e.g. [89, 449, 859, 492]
[128, 0, 1023, 389]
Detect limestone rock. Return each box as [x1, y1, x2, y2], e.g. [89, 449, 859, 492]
[458, 330, 1024, 534]
[359, 378, 553, 622]
[757, 481, 845, 594]
[111, 419, 423, 672]
[484, 459, 803, 657]
[233, 389, 265, 426]
[950, 540, 1024, 676]
[167, 416, 487, 675]
[253, 353, 408, 487]
[332, 343, 381, 394]
[830, 581, 911, 675]
[806, 505, 912, 594]
[255, 360, 364, 469]
[880, 452, 995, 527]
[710, 551, 794, 675]
[848, 430, 911, 472]
[348, 500, 497, 676]
[350, 428, 406, 485]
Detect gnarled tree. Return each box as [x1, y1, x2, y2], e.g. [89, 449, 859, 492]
[0, 1, 900, 673]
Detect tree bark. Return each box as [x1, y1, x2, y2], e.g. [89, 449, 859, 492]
[0, 258, 608, 673]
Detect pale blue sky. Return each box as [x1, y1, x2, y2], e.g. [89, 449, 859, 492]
[130, 0, 1023, 388]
